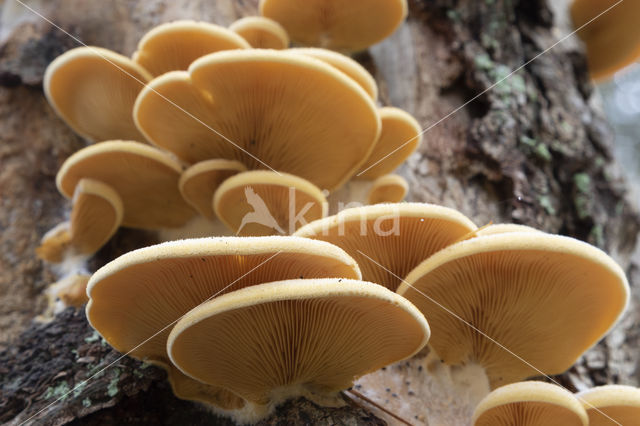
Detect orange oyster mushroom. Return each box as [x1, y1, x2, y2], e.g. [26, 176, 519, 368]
[213, 170, 327, 236]
[133, 49, 380, 191]
[44, 47, 151, 142]
[229, 16, 289, 49]
[366, 174, 408, 204]
[397, 232, 629, 388]
[260, 0, 408, 51]
[86, 236, 361, 410]
[571, 0, 640, 80]
[132, 20, 250, 76]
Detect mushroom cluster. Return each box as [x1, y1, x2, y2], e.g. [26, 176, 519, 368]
[472, 381, 640, 426]
[40, 18, 423, 264]
[79, 201, 630, 424]
[295, 208, 629, 422]
[35, 9, 633, 426]
[85, 236, 430, 422]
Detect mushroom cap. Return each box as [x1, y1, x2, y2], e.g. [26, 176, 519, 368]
[229, 16, 289, 49]
[56, 141, 195, 229]
[55, 274, 91, 308]
[473, 381, 588, 426]
[397, 232, 629, 388]
[44, 46, 152, 142]
[289, 47, 378, 100]
[213, 170, 328, 236]
[357, 107, 422, 179]
[149, 359, 245, 410]
[37, 179, 124, 262]
[259, 0, 408, 51]
[179, 159, 247, 220]
[36, 222, 72, 263]
[133, 49, 380, 191]
[366, 174, 408, 204]
[168, 278, 430, 404]
[294, 203, 477, 291]
[86, 236, 361, 362]
[68, 178, 124, 255]
[132, 20, 250, 76]
[570, 0, 640, 80]
[577, 384, 640, 426]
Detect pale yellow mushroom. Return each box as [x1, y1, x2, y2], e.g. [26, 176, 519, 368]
[44, 47, 151, 142]
[397, 232, 629, 388]
[577, 384, 640, 425]
[229, 16, 289, 49]
[168, 278, 429, 407]
[86, 236, 361, 409]
[213, 170, 327, 236]
[56, 140, 195, 230]
[289, 47, 378, 100]
[357, 107, 422, 179]
[366, 174, 408, 204]
[571, 0, 640, 81]
[473, 382, 588, 426]
[179, 159, 247, 220]
[133, 49, 380, 191]
[132, 20, 250, 76]
[37, 178, 123, 262]
[295, 203, 477, 291]
[260, 0, 408, 51]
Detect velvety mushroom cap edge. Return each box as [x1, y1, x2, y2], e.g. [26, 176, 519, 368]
[295, 202, 477, 236]
[55, 140, 184, 198]
[86, 236, 362, 300]
[398, 232, 630, 336]
[472, 381, 588, 426]
[167, 278, 431, 363]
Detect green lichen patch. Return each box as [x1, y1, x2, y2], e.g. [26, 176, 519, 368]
[107, 367, 121, 397]
[43, 381, 70, 401]
[538, 195, 556, 215]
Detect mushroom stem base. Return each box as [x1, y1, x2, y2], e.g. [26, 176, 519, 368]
[208, 386, 345, 425]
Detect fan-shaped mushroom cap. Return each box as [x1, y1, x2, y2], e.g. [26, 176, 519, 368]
[229, 17, 289, 49]
[44, 47, 152, 142]
[397, 232, 629, 388]
[86, 237, 360, 408]
[577, 384, 640, 425]
[472, 382, 588, 426]
[37, 178, 124, 262]
[570, 0, 640, 81]
[213, 170, 327, 236]
[289, 48, 378, 100]
[367, 174, 408, 204]
[56, 141, 195, 229]
[87, 236, 360, 360]
[294, 203, 477, 291]
[259, 0, 408, 51]
[168, 278, 430, 405]
[133, 49, 380, 191]
[179, 159, 247, 220]
[132, 20, 250, 76]
[357, 107, 422, 179]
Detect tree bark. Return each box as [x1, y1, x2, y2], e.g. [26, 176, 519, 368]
[1, 0, 639, 425]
